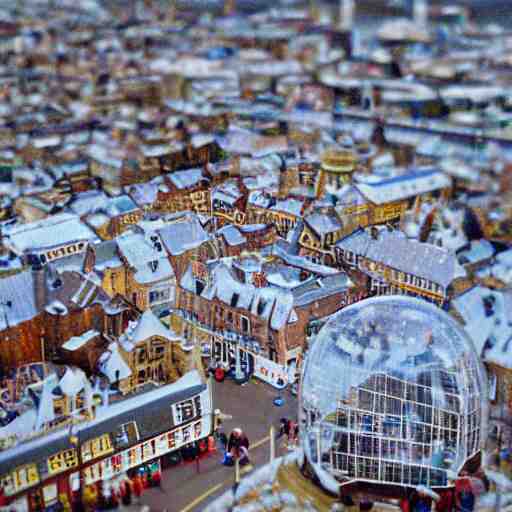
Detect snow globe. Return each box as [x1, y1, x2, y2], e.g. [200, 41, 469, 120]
[299, 296, 488, 497]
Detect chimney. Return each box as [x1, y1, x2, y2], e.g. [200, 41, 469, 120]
[32, 259, 48, 312]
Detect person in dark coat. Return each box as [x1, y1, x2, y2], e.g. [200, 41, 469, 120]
[227, 428, 250, 464]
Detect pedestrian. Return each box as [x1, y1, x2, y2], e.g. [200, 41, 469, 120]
[227, 427, 250, 465]
[455, 477, 475, 512]
[121, 479, 132, 506]
[218, 430, 228, 452]
[214, 366, 225, 383]
[410, 488, 433, 512]
[132, 475, 143, 504]
[151, 468, 161, 488]
[287, 419, 297, 445]
[278, 418, 290, 439]
[436, 488, 455, 512]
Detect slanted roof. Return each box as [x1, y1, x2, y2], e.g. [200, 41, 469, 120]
[119, 310, 178, 352]
[168, 168, 205, 190]
[116, 232, 174, 284]
[130, 310, 177, 343]
[355, 169, 451, 205]
[61, 330, 99, 351]
[59, 367, 87, 397]
[304, 213, 342, 237]
[0, 270, 38, 330]
[0, 371, 206, 469]
[336, 228, 465, 288]
[99, 342, 132, 383]
[4, 213, 97, 254]
[217, 225, 247, 246]
[159, 215, 210, 256]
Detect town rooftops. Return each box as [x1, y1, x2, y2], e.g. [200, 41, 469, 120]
[0, 269, 38, 330]
[61, 329, 100, 351]
[116, 231, 174, 284]
[120, 310, 178, 352]
[304, 212, 342, 236]
[0, 371, 206, 469]
[168, 168, 206, 190]
[158, 214, 210, 256]
[354, 168, 451, 205]
[99, 341, 132, 383]
[180, 257, 351, 330]
[336, 228, 466, 288]
[3, 213, 97, 254]
[216, 225, 247, 246]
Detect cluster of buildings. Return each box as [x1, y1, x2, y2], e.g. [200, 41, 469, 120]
[0, 0, 511, 509]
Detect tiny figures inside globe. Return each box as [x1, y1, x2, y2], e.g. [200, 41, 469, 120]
[299, 296, 488, 495]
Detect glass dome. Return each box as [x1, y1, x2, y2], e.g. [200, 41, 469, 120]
[300, 296, 488, 492]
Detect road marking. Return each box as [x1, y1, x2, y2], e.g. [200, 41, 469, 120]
[179, 482, 224, 512]
[179, 434, 271, 512]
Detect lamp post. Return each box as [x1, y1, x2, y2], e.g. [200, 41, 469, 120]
[69, 420, 84, 512]
[0, 300, 12, 380]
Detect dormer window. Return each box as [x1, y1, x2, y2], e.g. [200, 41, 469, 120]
[257, 299, 266, 316]
[195, 279, 205, 295]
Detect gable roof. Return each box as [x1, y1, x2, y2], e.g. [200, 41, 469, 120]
[120, 310, 178, 351]
[336, 228, 465, 288]
[0, 270, 38, 330]
[159, 214, 210, 256]
[355, 169, 451, 205]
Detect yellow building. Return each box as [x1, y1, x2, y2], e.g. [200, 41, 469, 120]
[99, 310, 188, 394]
[315, 148, 357, 198]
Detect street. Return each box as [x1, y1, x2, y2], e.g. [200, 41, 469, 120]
[137, 378, 298, 512]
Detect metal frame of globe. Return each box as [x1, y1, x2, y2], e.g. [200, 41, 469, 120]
[299, 296, 488, 495]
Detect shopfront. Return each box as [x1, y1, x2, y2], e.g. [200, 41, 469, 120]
[211, 336, 289, 389]
[0, 372, 213, 512]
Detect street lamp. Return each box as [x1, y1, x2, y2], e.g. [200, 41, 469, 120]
[69, 419, 84, 511]
[0, 301, 12, 380]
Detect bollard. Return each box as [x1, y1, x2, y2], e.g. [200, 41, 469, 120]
[233, 456, 240, 494]
[195, 454, 200, 474]
[270, 425, 275, 462]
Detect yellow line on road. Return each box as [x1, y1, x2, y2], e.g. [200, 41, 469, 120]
[179, 435, 271, 512]
[179, 482, 224, 512]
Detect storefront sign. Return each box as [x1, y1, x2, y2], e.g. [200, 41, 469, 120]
[81, 434, 113, 463]
[42, 242, 87, 263]
[214, 209, 245, 225]
[119, 212, 141, 226]
[0, 464, 39, 496]
[253, 356, 288, 389]
[47, 449, 79, 477]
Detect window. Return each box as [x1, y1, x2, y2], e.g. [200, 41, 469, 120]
[137, 348, 147, 364]
[195, 279, 205, 295]
[152, 343, 165, 359]
[230, 293, 239, 308]
[240, 315, 250, 334]
[114, 421, 139, 449]
[172, 396, 202, 425]
[227, 311, 233, 325]
[149, 289, 170, 304]
[257, 298, 266, 316]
